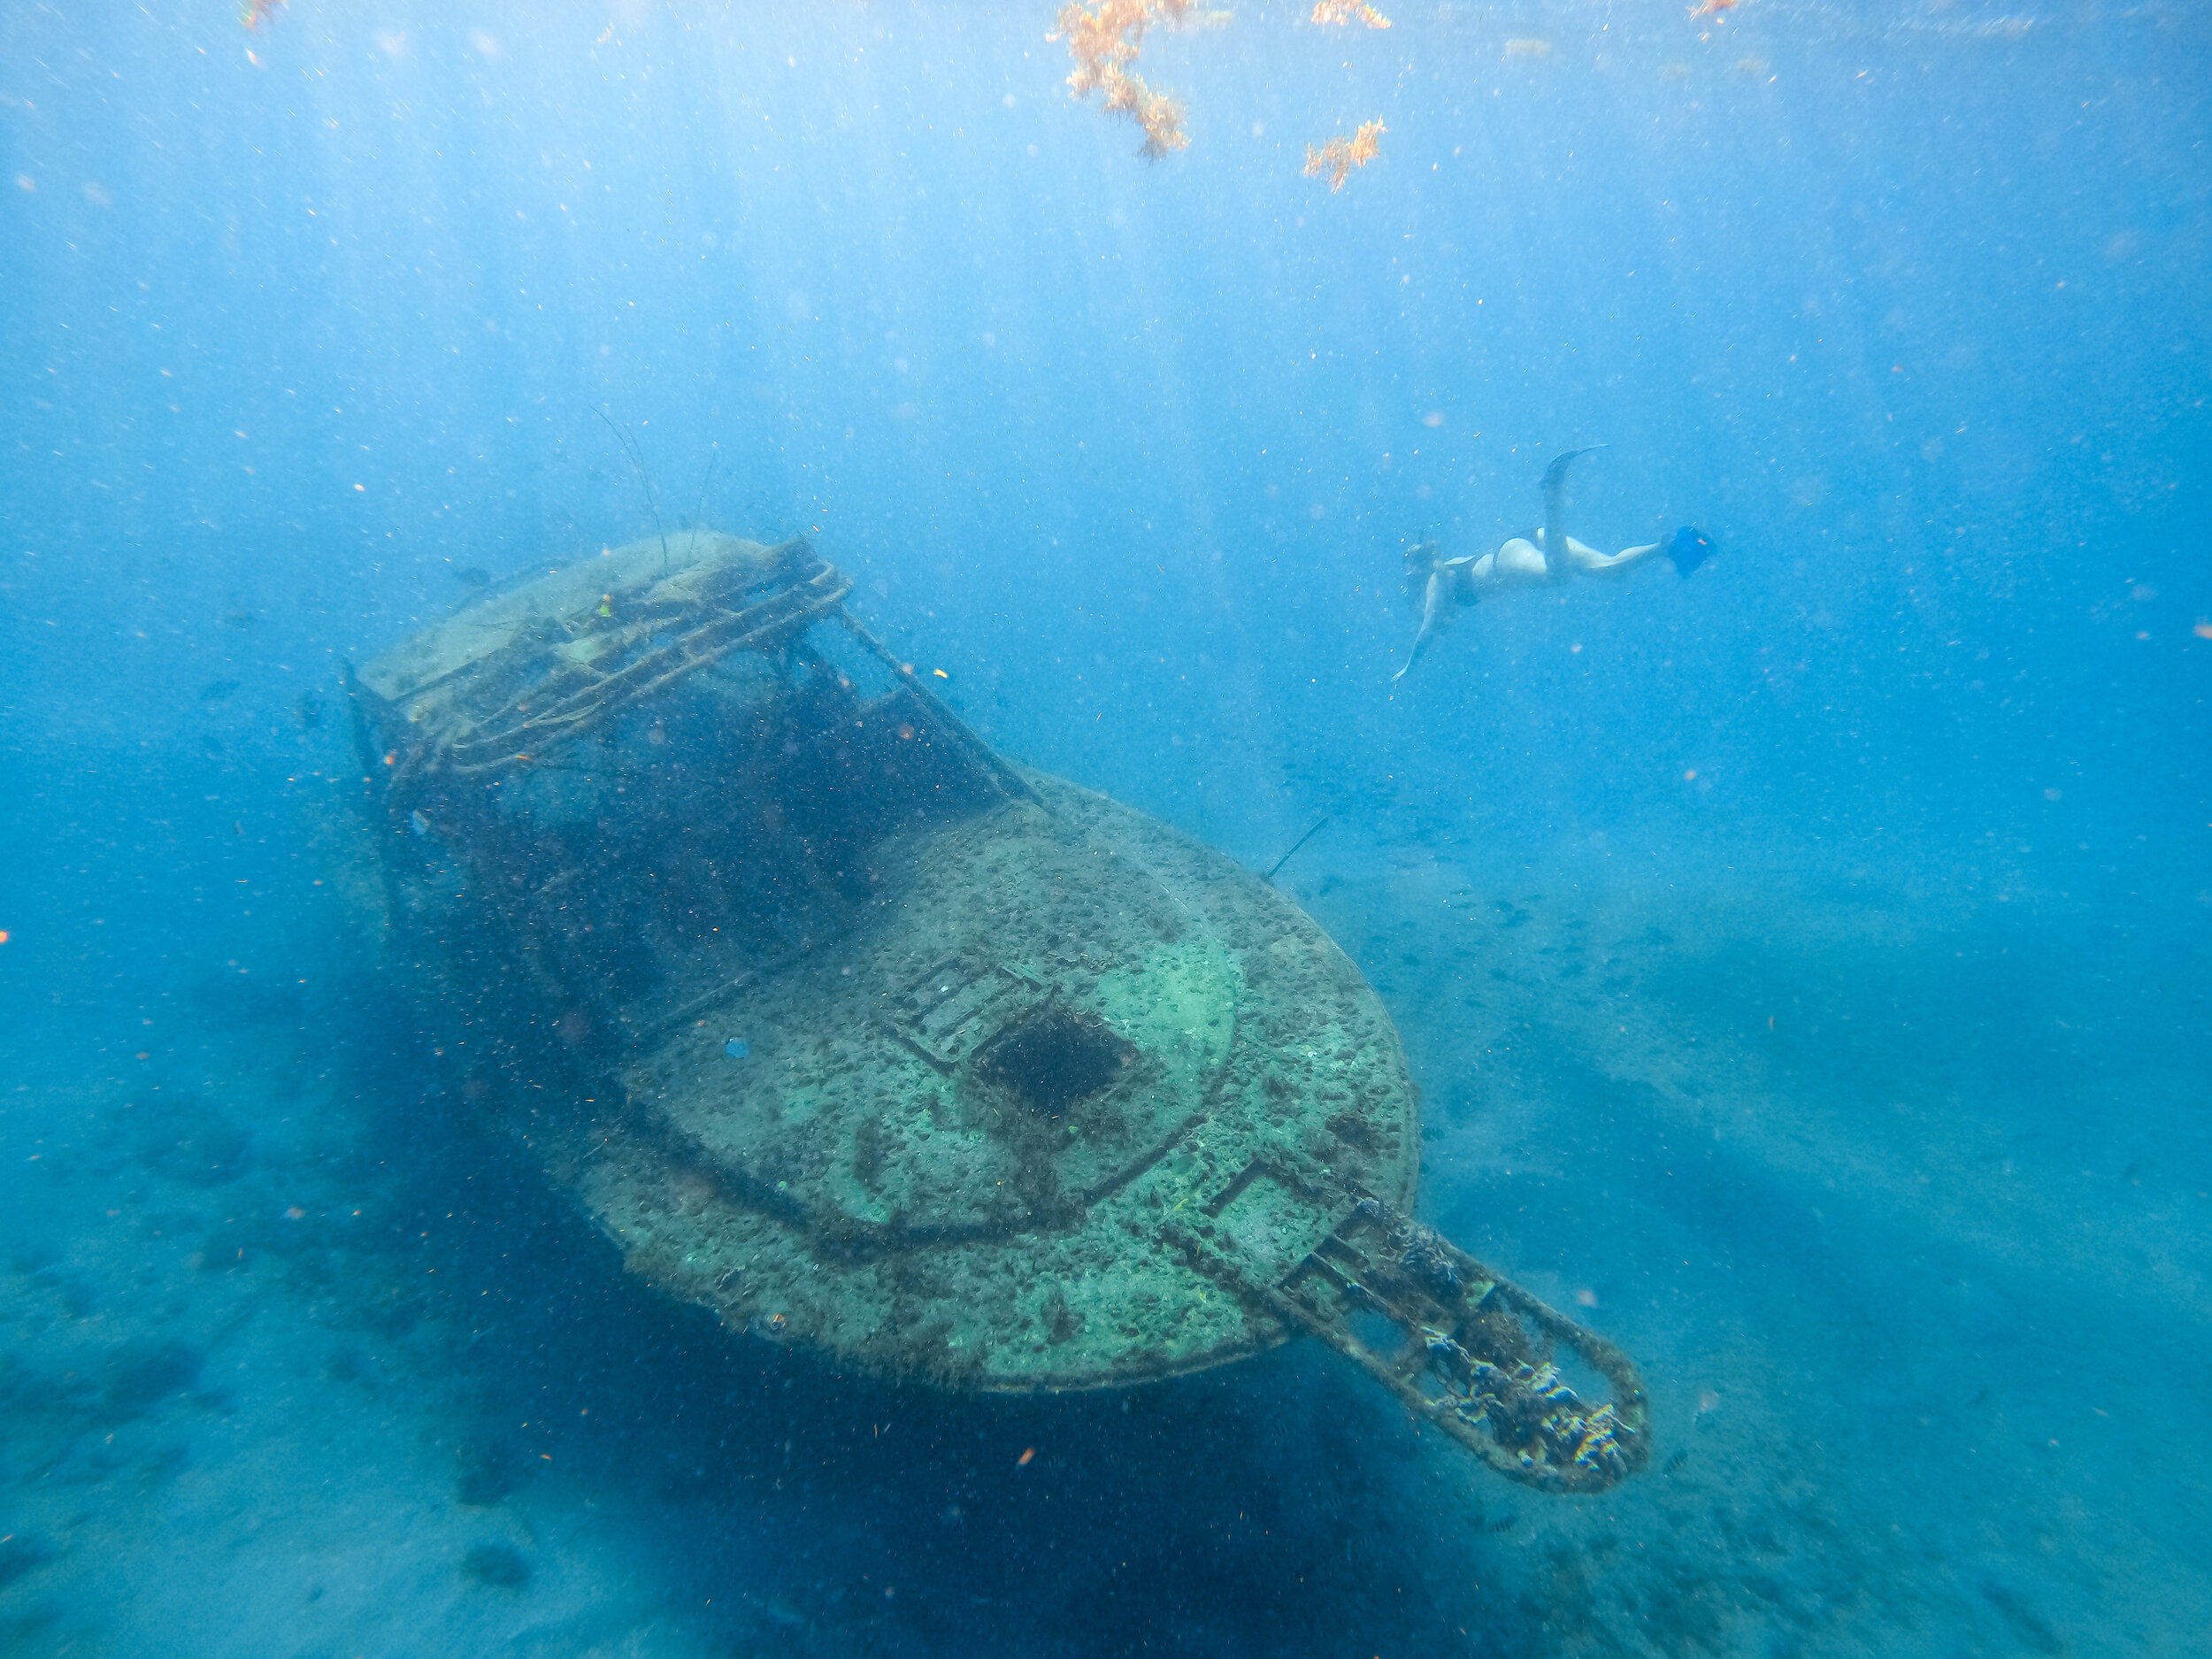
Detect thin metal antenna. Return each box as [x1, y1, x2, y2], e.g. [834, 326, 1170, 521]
[1264, 815, 1332, 884]
[595, 408, 670, 573]
[693, 445, 719, 532]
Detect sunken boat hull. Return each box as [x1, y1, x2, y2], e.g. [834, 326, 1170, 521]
[347, 529, 1647, 1492]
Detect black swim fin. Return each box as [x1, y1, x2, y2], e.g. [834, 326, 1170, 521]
[1539, 445, 1605, 497]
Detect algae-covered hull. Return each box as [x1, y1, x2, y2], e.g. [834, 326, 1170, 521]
[590, 771, 1417, 1392]
[348, 529, 1647, 1493]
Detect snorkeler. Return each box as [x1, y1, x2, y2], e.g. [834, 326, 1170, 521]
[1391, 449, 1713, 685]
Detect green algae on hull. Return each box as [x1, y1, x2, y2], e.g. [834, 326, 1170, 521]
[588, 772, 1418, 1392]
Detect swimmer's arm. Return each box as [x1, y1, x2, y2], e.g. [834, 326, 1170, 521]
[1391, 568, 1454, 685]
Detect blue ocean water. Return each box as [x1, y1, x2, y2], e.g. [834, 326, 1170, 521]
[2, 0, 2207, 1653]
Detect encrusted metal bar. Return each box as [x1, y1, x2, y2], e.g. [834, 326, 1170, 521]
[1177, 1174, 1648, 1494]
[834, 610, 1042, 807]
[435, 564, 852, 775]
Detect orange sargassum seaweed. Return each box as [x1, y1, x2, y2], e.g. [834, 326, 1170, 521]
[1302, 119, 1386, 191]
[1054, 0, 1225, 158]
[1310, 0, 1392, 27]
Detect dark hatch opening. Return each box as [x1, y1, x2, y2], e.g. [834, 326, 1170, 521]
[980, 1010, 1133, 1113]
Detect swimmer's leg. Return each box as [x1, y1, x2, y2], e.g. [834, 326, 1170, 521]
[1560, 533, 1663, 577]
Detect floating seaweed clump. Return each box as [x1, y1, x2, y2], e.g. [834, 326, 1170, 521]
[1311, 0, 1391, 27]
[1303, 119, 1386, 192]
[1055, 0, 1227, 158]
